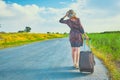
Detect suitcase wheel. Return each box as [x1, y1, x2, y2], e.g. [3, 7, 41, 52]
[90, 69, 94, 73]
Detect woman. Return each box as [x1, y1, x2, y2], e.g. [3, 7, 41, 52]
[59, 10, 89, 68]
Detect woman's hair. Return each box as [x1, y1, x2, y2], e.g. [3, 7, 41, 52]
[67, 9, 76, 18]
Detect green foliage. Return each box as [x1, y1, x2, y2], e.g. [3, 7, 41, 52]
[47, 32, 51, 34]
[18, 30, 24, 33]
[18, 26, 31, 33]
[88, 32, 120, 61]
[89, 32, 120, 80]
[64, 32, 68, 34]
[24, 26, 31, 32]
[56, 32, 59, 34]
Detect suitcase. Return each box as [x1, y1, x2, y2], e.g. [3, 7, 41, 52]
[79, 38, 95, 73]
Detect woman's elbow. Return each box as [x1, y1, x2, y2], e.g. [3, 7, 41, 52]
[59, 19, 64, 23]
[59, 20, 62, 23]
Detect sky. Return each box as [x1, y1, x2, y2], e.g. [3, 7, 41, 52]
[0, 0, 120, 33]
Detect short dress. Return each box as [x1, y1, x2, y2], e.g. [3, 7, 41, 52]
[59, 18, 85, 47]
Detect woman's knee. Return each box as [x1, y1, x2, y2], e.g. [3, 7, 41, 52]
[76, 47, 80, 53]
[72, 47, 76, 52]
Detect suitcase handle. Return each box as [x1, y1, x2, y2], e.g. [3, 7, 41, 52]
[83, 38, 91, 51]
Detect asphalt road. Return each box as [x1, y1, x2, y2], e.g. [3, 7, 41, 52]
[0, 38, 109, 80]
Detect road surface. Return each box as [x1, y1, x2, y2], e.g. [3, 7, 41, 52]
[0, 38, 109, 80]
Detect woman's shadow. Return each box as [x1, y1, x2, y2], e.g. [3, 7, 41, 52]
[35, 66, 91, 80]
[0, 66, 92, 80]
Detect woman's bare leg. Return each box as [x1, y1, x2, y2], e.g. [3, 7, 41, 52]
[72, 47, 76, 66]
[76, 47, 80, 68]
[75, 47, 80, 68]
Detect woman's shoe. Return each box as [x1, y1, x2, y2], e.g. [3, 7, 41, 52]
[73, 63, 76, 68]
[75, 64, 79, 69]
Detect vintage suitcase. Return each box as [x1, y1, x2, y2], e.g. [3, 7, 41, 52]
[79, 38, 95, 73]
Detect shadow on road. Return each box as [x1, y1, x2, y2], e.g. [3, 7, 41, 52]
[0, 66, 91, 80]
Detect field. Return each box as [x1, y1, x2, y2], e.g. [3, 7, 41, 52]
[88, 32, 120, 80]
[0, 32, 120, 79]
[0, 32, 68, 49]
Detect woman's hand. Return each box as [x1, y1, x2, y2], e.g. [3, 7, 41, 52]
[85, 36, 89, 40]
[65, 11, 69, 16]
[84, 33, 89, 40]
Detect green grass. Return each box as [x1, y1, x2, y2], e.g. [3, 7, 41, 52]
[89, 32, 120, 61]
[88, 32, 120, 80]
[1, 32, 120, 79]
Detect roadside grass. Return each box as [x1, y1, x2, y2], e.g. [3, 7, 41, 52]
[88, 32, 120, 80]
[1, 32, 120, 79]
[0, 32, 68, 49]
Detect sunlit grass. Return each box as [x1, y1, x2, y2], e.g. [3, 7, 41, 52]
[0, 32, 68, 49]
[88, 32, 120, 80]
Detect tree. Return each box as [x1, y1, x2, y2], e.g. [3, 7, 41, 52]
[24, 26, 31, 32]
[47, 32, 51, 34]
[56, 32, 59, 34]
[64, 32, 67, 34]
[18, 30, 24, 33]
